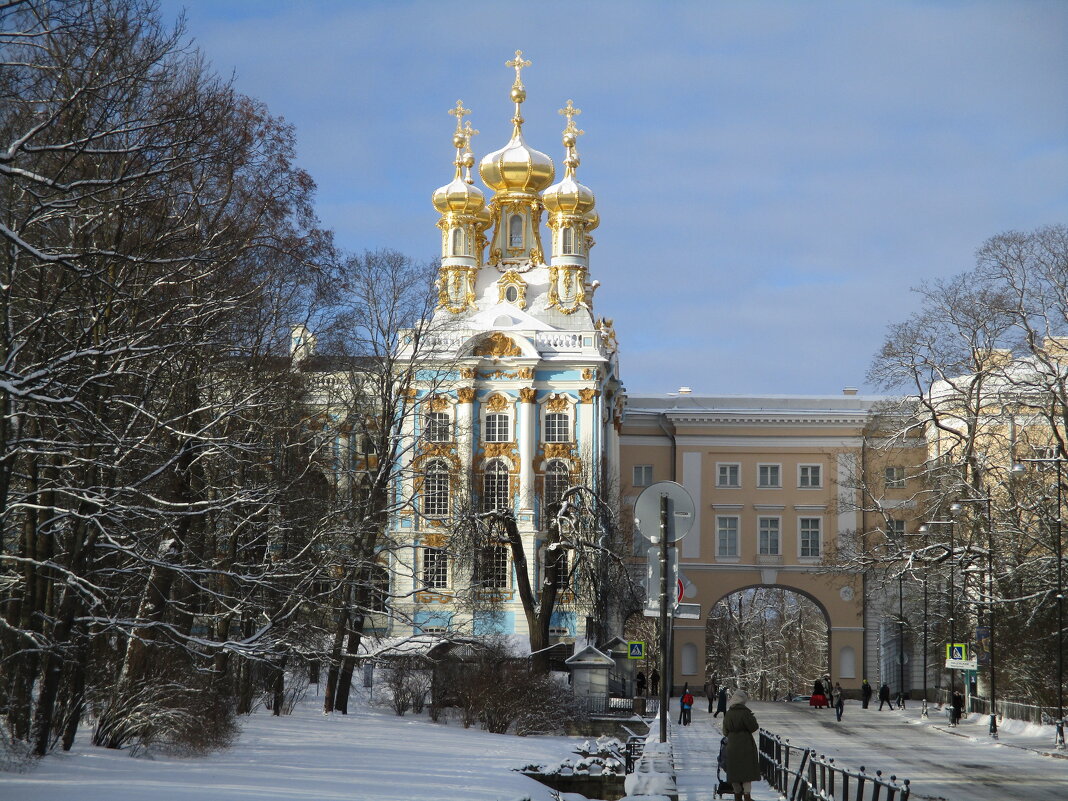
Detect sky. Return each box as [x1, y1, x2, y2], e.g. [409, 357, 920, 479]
[154, 0, 1068, 396]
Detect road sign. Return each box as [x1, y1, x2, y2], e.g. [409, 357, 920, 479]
[946, 643, 967, 660]
[628, 641, 645, 659]
[643, 603, 701, 620]
[634, 481, 695, 542]
[946, 657, 978, 671]
[677, 578, 684, 604]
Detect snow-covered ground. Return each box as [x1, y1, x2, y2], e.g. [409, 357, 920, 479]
[0, 688, 589, 801]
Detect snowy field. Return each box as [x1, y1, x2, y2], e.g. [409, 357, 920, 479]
[0, 688, 588, 801]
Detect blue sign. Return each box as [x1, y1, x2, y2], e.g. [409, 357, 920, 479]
[628, 641, 645, 659]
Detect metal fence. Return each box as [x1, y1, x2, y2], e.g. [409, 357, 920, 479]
[934, 689, 1061, 726]
[759, 729, 911, 801]
[582, 694, 660, 718]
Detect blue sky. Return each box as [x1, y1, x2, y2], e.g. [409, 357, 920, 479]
[157, 0, 1068, 395]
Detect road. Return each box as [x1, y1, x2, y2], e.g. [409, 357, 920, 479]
[674, 699, 1068, 801]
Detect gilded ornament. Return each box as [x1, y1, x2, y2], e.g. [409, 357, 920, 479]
[481, 441, 518, 460]
[517, 367, 534, 380]
[422, 532, 447, 548]
[485, 393, 509, 412]
[460, 367, 477, 379]
[579, 388, 599, 404]
[473, 331, 522, 357]
[519, 388, 537, 403]
[546, 395, 569, 412]
[530, 246, 544, 265]
[457, 387, 476, 403]
[582, 368, 597, 381]
[428, 395, 450, 412]
[415, 591, 452, 604]
[542, 442, 577, 460]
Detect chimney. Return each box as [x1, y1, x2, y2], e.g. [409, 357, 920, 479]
[842, 387, 858, 396]
[678, 386, 692, 395]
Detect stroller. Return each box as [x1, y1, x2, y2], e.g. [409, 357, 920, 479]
[715, 736, 733, 798]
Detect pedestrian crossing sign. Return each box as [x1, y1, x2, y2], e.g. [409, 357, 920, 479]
[628, 641, 645, 659]
[946, 643, 967, 660]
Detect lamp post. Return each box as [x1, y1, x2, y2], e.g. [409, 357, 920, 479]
[898, 571, 905, 706]
[917, 521, 950, 719]
[1013, 456, 1065, 749]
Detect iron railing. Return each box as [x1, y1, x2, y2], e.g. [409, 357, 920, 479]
[759, 729, 911, 801]
[582, 694, 660, 718]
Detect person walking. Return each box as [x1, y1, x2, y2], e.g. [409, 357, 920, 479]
[861, 679, 873, 709]
[714, 686, 729, 718]
[650, 669, 660, 696]
[704, 677, 717, 713]
[722, 689, 760, 801]
[832, 682, 844, 721]
[636, 671, 646, 697]
[951, 690, 965, 726]
[878, 682, 891, 711]
[810, 679, 827, 709]
[679, 685, 694, 726]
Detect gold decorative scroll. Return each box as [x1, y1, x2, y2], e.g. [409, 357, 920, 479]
[460, 367, 477, 379]
[473, 331, 522, 357]
[546, 395, 569, 412]
[415, 591, 453, 604]
[578, 388, 599, 404]
[481, 442, 518, 460]
[517, 367, 534, 380]
[582, 368, 598, 381]
[457, 387, 476, 403]
[519, 387, 537, 403]
[422, 532, 447, 547]
[428, 395, 450, 412]
[485, 393, 509, 412]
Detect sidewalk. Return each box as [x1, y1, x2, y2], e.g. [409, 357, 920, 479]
[894, 701, 1068, 759]
[669, 700, 778, 801]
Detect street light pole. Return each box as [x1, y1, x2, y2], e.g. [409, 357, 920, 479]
[1057, 461, 1065, 749]
[898, 572, 905, 705]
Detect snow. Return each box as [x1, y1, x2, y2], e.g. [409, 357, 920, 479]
[1, 687, 588, 801]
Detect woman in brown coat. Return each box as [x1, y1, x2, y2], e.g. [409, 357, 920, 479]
[721, 690, 760, 801]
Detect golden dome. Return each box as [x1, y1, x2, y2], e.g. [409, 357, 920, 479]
[543, 99, 594, 215]
[478, 50, 555, 194]
[479, 131, 555, 194]
[433, 102, 486, 216]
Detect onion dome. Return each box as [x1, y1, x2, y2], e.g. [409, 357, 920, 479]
[478, 50, 555, 194]
[543, 100, 595, 215]
[433, 101, 486, 215]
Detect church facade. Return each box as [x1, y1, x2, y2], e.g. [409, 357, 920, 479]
[387, 52, 623, 641]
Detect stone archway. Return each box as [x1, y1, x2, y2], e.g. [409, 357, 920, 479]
[670, 565, 864, 694]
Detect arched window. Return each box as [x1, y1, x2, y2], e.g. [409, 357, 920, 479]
[544, 411, 570, 443]
[484, 412, 510, 442]
[451, 228, 463, 255]
[425, 411, 450, 443]
[508, 214, 523, 248]
[422, 460, 450, 517]
[482, 460, 510, 512]
[562, 226, 573, 255]
[544, 460, 569, 510]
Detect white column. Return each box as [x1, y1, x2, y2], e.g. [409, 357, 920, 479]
[518, 388, 536, 512]
[457, 388, 475, 475]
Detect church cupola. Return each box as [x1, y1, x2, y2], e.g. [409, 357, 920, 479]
[543, 100, 596, 315]
[479, 51, 553, 269]
[433, 102, 488, 314]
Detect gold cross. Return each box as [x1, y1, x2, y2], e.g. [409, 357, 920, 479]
[462, 119, 479, 148]
[558, 99, 584, 136]
[506, 49, 531, 86]
[448, 100, 471, 133]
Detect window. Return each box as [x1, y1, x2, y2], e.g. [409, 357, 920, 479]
[484, 412, 510, 442]
[800, 517, 822, 558]
[799, 464, 822, 488]
[508, 214, 523, 248]
[633, 464, 653, 487]
[544, 412, 570, 443]
[562, 226, 574, 255]
[550, 549, 570, 589]
[885, 466, 906, 489]
[887, 519, 906, 541]
[475, 544, 509, 588]
[422, 461, 449, 517]
[482, 460, 510, 512]
[758, 464, 781, 488]
[422, 547, 448, 589]
[367, 562, 389, 612]
[759, 517, 781, 555]
[504, 284, 519, 303]
[717, 516, 739, 557]
[717, 463, 740, 487]
[544, 460, 569, 510]
[450, 227, 463, 256]
[425, 411, 451, 443]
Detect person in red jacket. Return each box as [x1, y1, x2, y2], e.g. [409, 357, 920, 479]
[679, 684, 694, 726]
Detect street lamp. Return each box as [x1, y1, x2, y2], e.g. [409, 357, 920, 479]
[949, 496, 997, 739]
[1014, 455, 1066, 749]
[917, 521, 952, 719]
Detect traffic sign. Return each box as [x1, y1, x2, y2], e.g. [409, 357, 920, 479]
[946, 657, 978, 671]
[628, 641, 645, 659]
[634, 481, 695, 542]
[946, 643, 967, 660]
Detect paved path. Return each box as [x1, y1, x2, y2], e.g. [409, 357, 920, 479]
[667, 695, 1068, 801]
[668, 700, 778, 801]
